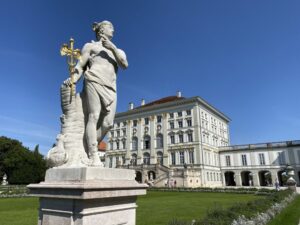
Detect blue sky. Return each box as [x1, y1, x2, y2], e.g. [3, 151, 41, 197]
[0, 0, 299, 155]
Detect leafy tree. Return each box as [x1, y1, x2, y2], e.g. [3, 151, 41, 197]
[0, 136, 47, 184]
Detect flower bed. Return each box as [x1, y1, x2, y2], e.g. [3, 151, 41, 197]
[0, 185, 29, 198]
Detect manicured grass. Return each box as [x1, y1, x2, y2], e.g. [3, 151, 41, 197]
[136, 191, 263, 225]
[0, 197, 38, 225]
[267, 195, 300, 225]
[0, 192, 263, 225]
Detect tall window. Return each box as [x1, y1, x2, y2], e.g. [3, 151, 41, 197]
[122, 139, 126, 149]
[178, 120, 183, 128]
[133, 120, 137, 127]
[169, 112, 174, 118]
[132, 137, 138, 150]
[169, 121, 174, 129]
[110, 142, 113, 150]
[171, 152, 176, 165]
[111, 131, 114, 137]
[259, 153, 265, 165]
[179, 151, 185, 164]
[122, 129, 126, 136]
[109, 157, 113, 168]
[144, 117, 149, 125]
[131, 154, 137, 166]
[225, 155, 231, 166]
[187, 119, 192, 127]
[241, 154, 247, 166]
[156, 134, 163, 148]
[117, 130, 120, 137]
[188, 132, 193, 142]
[189, 151, 194, 164]
[157, 151, 163, 165]
[177, 111, 182, 117]
[170, 134, 175, 144]
[116, 141, 119, 150]
[157, 115, 162, 123]
[144, 135, 151, 149]
[143, 152, 150, 165]
[278, 152, 286, 165]
[186, 109, 191, 115]
[179, 133, 184, 143]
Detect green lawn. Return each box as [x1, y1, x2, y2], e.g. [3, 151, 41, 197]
[0, 192, 262, 225]
[136, 191, 263, 225]
[0, 197, 38, 225]
[267, 195, 300, 225]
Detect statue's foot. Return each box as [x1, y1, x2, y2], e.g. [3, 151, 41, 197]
[89, 155, 102, 167]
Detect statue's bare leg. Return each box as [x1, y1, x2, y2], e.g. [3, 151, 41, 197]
[97, 98, 116, 142]
[85, 84, 102, 166]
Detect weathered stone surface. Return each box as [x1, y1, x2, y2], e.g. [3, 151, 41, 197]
[28, 167, 147, 225]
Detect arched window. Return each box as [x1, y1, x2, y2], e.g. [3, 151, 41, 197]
[143, 152, 150, 165]
[157, 151, 163, 165]
[144, 135, 151, 149]
[156, 134, 163, 148]
[131, 154, 137, 166]
[132, 137, 138, 150]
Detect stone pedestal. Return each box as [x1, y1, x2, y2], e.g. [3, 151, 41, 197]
[28, 167, 147, 225]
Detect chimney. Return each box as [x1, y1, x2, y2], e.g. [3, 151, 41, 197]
[177, 91, 182, 98]
[141, 99, 145, 106]
[129, 102, 134, 110]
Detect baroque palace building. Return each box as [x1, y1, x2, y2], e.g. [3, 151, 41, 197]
[105, 92, 300, 188]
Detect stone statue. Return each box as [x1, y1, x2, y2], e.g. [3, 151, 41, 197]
[2, 173, 8, 185]
[47, 21, 128, 167]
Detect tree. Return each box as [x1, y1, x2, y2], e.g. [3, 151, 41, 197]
[0, 136, 47, 184]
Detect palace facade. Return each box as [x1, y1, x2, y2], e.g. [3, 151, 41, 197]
[105, 92, 300, 187]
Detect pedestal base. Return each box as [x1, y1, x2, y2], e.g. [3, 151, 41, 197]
[28, 167, 147, 225]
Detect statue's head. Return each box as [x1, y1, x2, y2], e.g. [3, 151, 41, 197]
[93, 20, 114, 40]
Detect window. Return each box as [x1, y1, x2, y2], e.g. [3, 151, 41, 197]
[169, 121, 174, 129]
[122, 156, 126, 164]
[122, 129, 126, 136]
[189, 151, 194, 164]
[156, 134, 163, 148]
[179, 151, 185, 164]
[178, 111, 182, 117]
[187, 119, 192, 127]
[133, 120, 137, 127]
[143, 153, 150, 165]
[132, 137, 138, 150]
[278, 152, 286, 165]
[122, 140, 126, 149]
[111, 131, 114, 137]
[188, 133, 193, 142]
[170, 134, 175, 144]
[131, 154, 137, 166]
[157, 151, 163, 165]
[259, 153, 265, 165]
[178, 120, 183, 128]
[186, 109, 191, 115]
[207, 172, 209, 181]
[123, 122, 127, 126]
[144, 117, 149, 125]
[110, 142, 113, 150]
[117, 131, 120, 137]
[144, 136, 151, 149]
[179, 133, 184, 143]
[117, 122, 120, 127]
[241, 154, 247, 166]
[116, 141, 120, 150]
[225, 155, 231, 166]
[171, 152, 176, 165]
[116, 156, 119, 166]
[169, 113, 174, 118]
[109, 157, 113, 168]
[157, 115, 162, 123]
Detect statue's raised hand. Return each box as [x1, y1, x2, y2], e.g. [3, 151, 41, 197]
[63, 77, 74, 87]
[101, 35, 116, 51]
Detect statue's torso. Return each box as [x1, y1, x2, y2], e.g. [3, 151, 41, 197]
[86, 41, 118, 88]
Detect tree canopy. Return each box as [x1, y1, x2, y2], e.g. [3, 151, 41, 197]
[0, 136, 47, 184]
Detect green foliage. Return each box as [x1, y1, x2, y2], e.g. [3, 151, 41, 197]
[0, 136, 47, 184]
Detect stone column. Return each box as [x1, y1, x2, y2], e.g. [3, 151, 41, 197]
[125, 120, 132, 164]
[235, 173, 242, 186]
[252, 172, 260, 187]
[28, 167, 147, 225]
[162, 113, 168, 166]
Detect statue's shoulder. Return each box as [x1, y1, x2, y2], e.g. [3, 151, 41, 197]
[81, 41, 95, 52]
